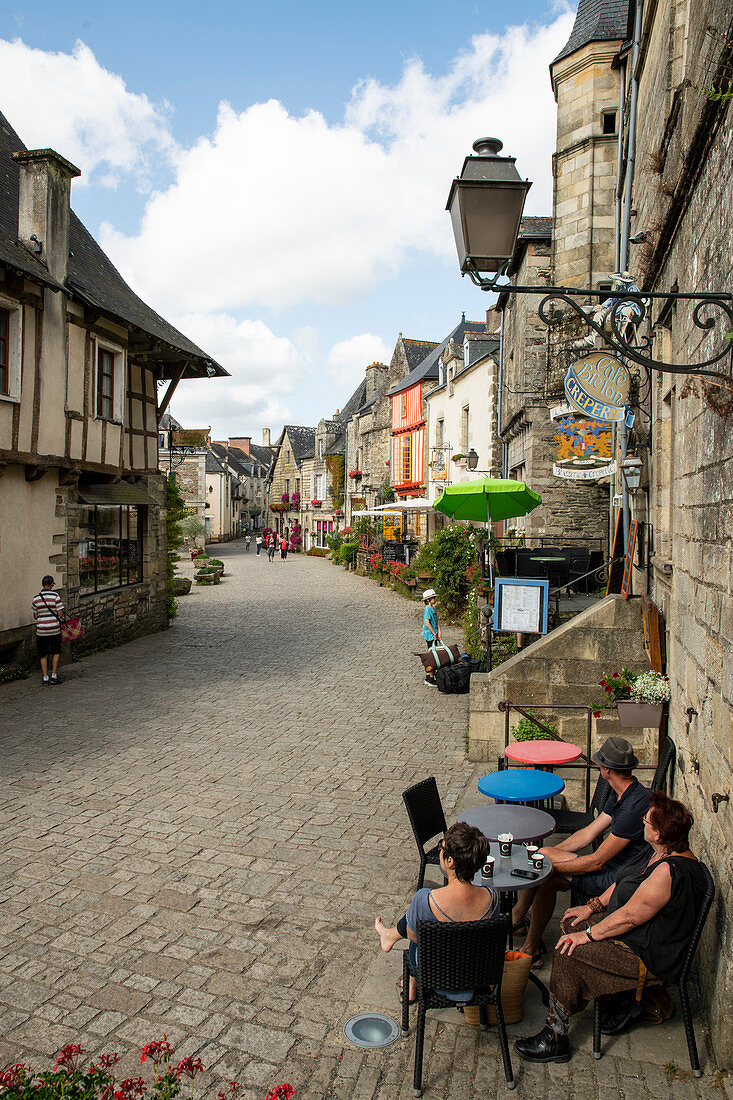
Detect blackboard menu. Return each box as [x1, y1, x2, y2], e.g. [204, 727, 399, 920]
[382, 541, 402, 563]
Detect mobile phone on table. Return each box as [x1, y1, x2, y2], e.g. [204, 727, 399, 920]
[510, 868, 539, 880]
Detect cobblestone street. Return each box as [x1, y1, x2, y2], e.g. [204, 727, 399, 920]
[0, 546, 726, 1099]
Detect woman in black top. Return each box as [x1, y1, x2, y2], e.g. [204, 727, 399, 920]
[515, 790, 705, 1064]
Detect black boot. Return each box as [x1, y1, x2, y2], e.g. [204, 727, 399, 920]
[514, 1025, 570, 1064]
[599, 993, 641, 1035]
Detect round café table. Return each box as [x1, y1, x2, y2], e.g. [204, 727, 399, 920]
[478, 769, 565, 804]
[470, 841, 551, 893]
[505, 740, 582, 767]
[458, 803, 556, 843]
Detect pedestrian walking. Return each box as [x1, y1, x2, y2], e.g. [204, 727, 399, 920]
[32, 575, 65, 686]
[421, 588, 440, 687]
[280, 535, 288, 561]
[268, 535, 276, 562]
[256, 534, 262, 556]
[245, 534, 251, 551]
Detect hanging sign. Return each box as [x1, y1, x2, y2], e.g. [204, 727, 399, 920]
[429, 447, 448, 481]
[564, 352, 634, 427]
[552, 412, 615, 480]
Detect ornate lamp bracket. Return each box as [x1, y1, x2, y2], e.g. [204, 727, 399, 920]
[464, 264, 733, 383]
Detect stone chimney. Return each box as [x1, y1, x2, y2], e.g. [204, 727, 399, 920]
[365, 361, 388, 403]
[229, 436, 251, 455]
[262, 428, 271, 447]
[11, 148, 81, 282]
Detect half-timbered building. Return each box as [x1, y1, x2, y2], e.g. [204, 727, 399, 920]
[0, 112, 225, 671]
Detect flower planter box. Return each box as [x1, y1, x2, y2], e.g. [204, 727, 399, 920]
[616, 702, 664, 727]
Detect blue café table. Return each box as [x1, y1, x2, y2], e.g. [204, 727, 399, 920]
[478, 768, 565, 805]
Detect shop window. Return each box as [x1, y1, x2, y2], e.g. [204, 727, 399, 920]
[0, 298, 22, 403]
[78, 504, 143, 593]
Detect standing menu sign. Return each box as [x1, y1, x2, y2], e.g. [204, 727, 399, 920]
[382, 542, 402, 563]
[494, 578, 549, 635]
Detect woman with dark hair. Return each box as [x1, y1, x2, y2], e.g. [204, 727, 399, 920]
[374, 821, 498, 1003]
[515, 790, 705, 1064]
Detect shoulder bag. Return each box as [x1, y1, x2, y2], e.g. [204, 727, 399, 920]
[38, 592, 85, 642]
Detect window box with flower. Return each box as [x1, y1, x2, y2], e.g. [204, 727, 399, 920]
[310, 499, 322, 507]
[348, 469, 363, 479]
[593, 667, 670, 726]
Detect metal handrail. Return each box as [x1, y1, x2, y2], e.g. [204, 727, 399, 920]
[499, 701, 593, 811]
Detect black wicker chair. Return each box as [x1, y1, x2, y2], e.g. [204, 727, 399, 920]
[402, 777, 447, 891]
[552, 774, 612, 840]
[592, 862, 714, 1077]
[650, 736, 676, 794]
[402, 916, 515, 1094]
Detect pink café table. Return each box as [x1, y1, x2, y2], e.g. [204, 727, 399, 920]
[505, 740, 582, 767]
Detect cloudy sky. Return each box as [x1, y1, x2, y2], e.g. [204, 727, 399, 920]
[1, 1, 575, 441]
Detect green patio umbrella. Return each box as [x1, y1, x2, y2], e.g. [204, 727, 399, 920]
[433, 478, 542, 582]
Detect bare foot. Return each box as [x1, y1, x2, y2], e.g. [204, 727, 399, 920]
[374, 917, 402, 952]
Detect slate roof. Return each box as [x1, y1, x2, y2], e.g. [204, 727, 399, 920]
[553, 0, 630, 64]
[335, 379, 367, 423]
[403, 339, 439, 372]
[284, 425, 316, 464]
[205, 451, 226, 476]
[428, 335, 500, 394]
[160, 412, 183, 431]
[0, 111, 226, 379]
[248, 442, 275, 472]
[211, 443, 249, 479]
[387, 318, 487, 396]
[517, 216, 552, 240]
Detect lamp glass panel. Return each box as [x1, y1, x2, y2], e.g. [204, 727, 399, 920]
[461, 184, 528, 270]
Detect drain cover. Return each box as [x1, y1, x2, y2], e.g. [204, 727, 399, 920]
[343, 1013, 401, 1049]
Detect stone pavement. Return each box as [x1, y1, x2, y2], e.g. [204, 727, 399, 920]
[0, 545, 727, 1099]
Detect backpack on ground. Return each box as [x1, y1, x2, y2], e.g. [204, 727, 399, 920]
[435, 658, 484, 694]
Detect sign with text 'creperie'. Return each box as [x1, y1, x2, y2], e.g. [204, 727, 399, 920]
[564, 351, 633, 427]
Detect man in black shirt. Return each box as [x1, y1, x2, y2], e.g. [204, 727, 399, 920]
[513, 736, 650, 964]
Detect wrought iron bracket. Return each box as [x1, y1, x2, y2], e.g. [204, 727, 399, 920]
[464, 264, 733, 383]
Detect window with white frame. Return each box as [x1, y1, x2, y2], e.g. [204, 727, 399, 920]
[95, 338, 126, 422]
[0, 296, 22, 403]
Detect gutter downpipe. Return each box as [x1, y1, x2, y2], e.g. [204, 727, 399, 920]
[619, 0, 644, 552]
[612, 57, 627, 557]
[498, 305, 507, 479]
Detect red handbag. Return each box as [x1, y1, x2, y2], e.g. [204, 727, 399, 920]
[38, 592, 85, 642]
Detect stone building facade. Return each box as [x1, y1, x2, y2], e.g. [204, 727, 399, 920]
[618, 0, 733, 1064]
[499, 221, 608, 542]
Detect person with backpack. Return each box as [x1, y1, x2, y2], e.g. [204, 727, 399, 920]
[32, 575, 65, 686]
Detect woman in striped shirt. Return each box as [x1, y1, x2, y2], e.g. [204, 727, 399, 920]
[32, 575, 65, 685]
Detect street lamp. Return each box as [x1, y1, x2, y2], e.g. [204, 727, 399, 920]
[620, 455, 643, 494]
[447, 138, 733, 382]
[446, 138, 531, 285]
[467, 448, 479, 470]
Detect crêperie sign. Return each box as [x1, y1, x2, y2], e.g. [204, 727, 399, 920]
[564, 351, 631, 423]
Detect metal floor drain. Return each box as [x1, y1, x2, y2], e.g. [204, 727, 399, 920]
[343, 1013, 400, 1049]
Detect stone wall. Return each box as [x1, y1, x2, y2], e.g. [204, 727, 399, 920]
[625, 0, 733, 1065]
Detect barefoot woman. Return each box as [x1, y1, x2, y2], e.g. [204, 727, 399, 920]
[374, 821, 498, 1002]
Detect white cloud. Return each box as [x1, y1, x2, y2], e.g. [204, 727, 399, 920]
[0, 37, 175, 187]
[325, 333, 391, 384]
[98, 12, 573, 312]
[166, 312, 305, 437]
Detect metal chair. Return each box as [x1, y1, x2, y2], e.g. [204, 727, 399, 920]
[402, 916, 515, 1094]
[402, 777, 447, 891]
[592, 862, 715, 1077]
[568, 551, 591, 592]
[650, 736, 676, 794]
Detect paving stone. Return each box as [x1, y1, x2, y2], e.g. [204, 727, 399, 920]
[0, 547, 725, 1098]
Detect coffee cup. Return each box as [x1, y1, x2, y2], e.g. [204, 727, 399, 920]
[531, 851, 544, 871]
[498, 833, 513, 858]
[526, 844, 539, 864]
[480, 856, 495, 879]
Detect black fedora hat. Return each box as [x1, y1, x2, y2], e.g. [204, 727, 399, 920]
[592, 736, 639, 771]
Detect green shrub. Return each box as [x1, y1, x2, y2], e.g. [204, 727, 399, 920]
[338, 541, 358, 565]
[165, 475, 186, 620]
[414, 524, 478, 616]
[510, 711, 558, 741]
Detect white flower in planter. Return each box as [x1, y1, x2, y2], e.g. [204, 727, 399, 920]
[630, 671, 671, 705]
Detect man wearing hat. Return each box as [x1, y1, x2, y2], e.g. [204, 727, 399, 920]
[421, 589, 441, 686]
[513, 736, 650, 965]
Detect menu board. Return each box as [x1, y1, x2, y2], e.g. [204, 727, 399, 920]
[494, 579, 549, 634]
[382, 541, 402, 563]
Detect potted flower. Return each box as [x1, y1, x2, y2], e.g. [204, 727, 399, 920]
[348, 469, 363, 478]
[281, 493, 290, 505]
[311, 498, 322, 507]
[291, 491, 300, 507]
[452, 453, 467, 464]
[617, 670, 671, 727]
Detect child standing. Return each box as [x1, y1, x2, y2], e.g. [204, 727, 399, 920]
[421, 588, 441, 687]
